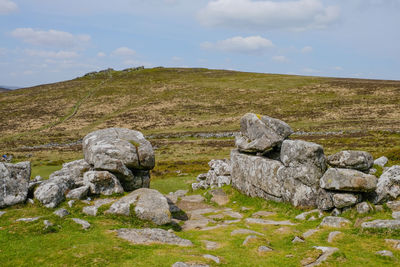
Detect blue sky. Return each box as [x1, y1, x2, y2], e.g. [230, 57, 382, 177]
[0, 0, 399, 87]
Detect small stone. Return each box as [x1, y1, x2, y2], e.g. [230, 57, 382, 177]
[319, 216, 351, 228]
[66, 186, 89, 200]
[375, 205, 384, 212]
[241, 207, 251, 211]
[356, 202, 371, 214]
[374, 156, 388, 168]
[223, 210, 243, 219]
[83, 206, 98, 216]
[258, 246, 273, 252]
[27, 198, 34, 204]
[202, 240, 219, 250]
[242, 235, 258, 246]
[331, 208, 341, 216]
[181, 195, 205, 203]
[210, 189, 229, 206]
[43, 220, 53, 229]
[16, 217, 41, 222]
[369, 168, 377, 175]
[117, 228, 193, 246]
[54, 208, 70, 218]
[68, 200, 75, 208]
[0, 211, 5, 217]
[71, 218, 91, 229]
[292, 236, 305, 243]
[308, 216, 317, 221]
[172, 263, 209, 267]
[376, 250, 393, 257]
[302, 229, 319, 239]
[246, 218, 296, 226]
[231, 229, 264, 236]
[295, 209, 322, 221]
[253, 211, 276, 218]
[327, 231, 342, 243]
[203, 254, 220, 264]
[305, 246, 339, 267]
[392, 211, 400, 220]
[386, 201, 400, 211]
[385, 239, 400, 250]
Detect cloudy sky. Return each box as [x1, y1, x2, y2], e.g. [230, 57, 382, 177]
[0, 0, 399, 87]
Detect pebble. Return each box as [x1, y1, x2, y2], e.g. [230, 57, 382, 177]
[71, 218, 91, 229]
[376, 250, 394, 258]
[258, 246, 273, 252]
[203, 254, 220, 264]
[54, 208, 70, 218]
[292, 236, 305, 243]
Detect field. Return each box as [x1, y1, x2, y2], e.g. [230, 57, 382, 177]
[1, 68, 400, 266]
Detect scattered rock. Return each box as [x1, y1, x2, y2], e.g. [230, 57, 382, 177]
[292, 236, 305, 243]
[203, 254, 220, 264]
[83, 206, 98, 216]
[303, 229, 319, 239]
[332, 193, 361, 208]
[182, 219, 212, 231]
[0, 211, 5, 217]
[116, 228, 193, 246]
[43, 220, 53, 229]
[319, 216, 351, 228]
[235, 113, 293, 153]
[0, 161, 31, 208]
[106, 188, 171, 225]
[374, 165, 400, 204]
[327, 150, 373, 171]
[245, 218, 296, 226]
[356, 202, 372, 214]
[68, 200, 75, 208]
[304, 246, 339, 267]
[166, 190, 188, 203]
[320, 168, 377, 192]
[16, 217, 41, 222]
[361, 220, 400, 229]
[202, 240, 219, 250]
[71, 218, 90, 229]
[83, 171, 124, 195]
[223, 210, 243, 219]
[66, 186, 89, 200]
[172, 263, 209, 267]
[53, 208, 70, 218]
[374, 156, 388, 168]
[376, 250, 394, 258]
[27, 198, 34, 204]
[385, 239, 400, 250]
[231, 229, 264, 236]
[242, 235, 258, 245]
[181, 195, 205, 203]
[387, 200, 400, 211]
[331, 208, 341, 216]
[392, 211, 400, 220]
[327, 231, 342, 243]
[295, 209, 323, 221]
[210, 189, 229, 206]
[252, 211, 276, 218]
[258, 246, 273, 252]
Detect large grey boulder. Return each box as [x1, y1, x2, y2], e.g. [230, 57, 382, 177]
[106, 188, 171, 225]
[280, 140, 327, 186]
[231, 149, 284, 202]
[83, 171, 124, 196]
[34, 181, 67, 208]
[327, 150, 373, 171]
[83, 128, 155, 170]
[374, 165, 400, 204]
[320, 168, 377, 192]
[235, 113, 293, 153]
[0, 162, 31, 208]
[66, 186, 89, 200]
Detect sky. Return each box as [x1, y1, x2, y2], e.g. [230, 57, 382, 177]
[0, 0, 399, 87]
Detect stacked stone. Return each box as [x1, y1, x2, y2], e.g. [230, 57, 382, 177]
[231, 113, 327, 208]
[34, 128, 155, 208]
[192, 159, 231, 190]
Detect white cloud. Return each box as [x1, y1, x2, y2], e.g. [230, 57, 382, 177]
[202, 36, 274, 54]
[301, 46, 313, 53]
[272, 55, 288, 62]
[97, 52, 106, 57]
[11, 28, 90, 48]
[198, 0, 340, 31]
[0, 0, 17, 14]
[25, 49, 78, 59]
[112, 47, 136, 57]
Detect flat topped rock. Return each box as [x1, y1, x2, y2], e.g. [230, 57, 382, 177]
[304, 246, 339, 267]
[16, 217, 41, 222]
[231, 228, 265, 236]
[361, 220, 400, 230]
[117, 228, 193, 246]
[235, 113, 293, 153]
[327, 150, 373, 171]
[319, 216, 351, 228]
[320, 168, 377, 192]
[210, 189, 229, 206]
[252, 211, 276, 218]
[180, 195, 205, 203]
[245, 218, 296, 226]
[172, 262, 209, 267]
[72, 218, 91, 229]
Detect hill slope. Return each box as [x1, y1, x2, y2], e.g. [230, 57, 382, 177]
[0, 67, 400, 149]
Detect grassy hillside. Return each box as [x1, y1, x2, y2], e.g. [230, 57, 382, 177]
[1, 67, 400, 149]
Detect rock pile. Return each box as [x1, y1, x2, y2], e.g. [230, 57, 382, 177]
[33, 128, 155, 208]
[194, 113, 398, 212]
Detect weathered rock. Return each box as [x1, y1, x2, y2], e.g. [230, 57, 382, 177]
[332, 193, 361, 208]
[292, 236, 305, 243]
[295, 209, 323, 221]
[392, 211, 400, 220]
[302, 229, 319, 239]
[28, 175, 43, 196]
[210, 189, 229, 206]
[208, 159, 231, 176]
[376, 250, 394, 257]
[34, 182, 67, 208]
[245, 218, 296, 226]
[16, 217, 41, 222]
[166, 190, 188, 203]
[304, 247, 339, 267]
[319, 216, 351, 228]
[0, 161, 31, 208]
[258, 246, 273, 252]
[0, 211, 5, 217]
[83, 127, 155, 170]
[231, 149, 284, 201]
[172, 263, 209, 267]
[320, 168, 377, 192]
[385, 239, 400, 250]
[117, 228, 192, 246]
[181, 195, 205, 203]
[279, 171, 318, 208]
[242, 235, 258, 245]
[71, 218, 90, 229]
[253, 211, 276, 218]
[106, 188, 171, 225]
[83, 206, 98, 216]
[361, 220, 400, 229]
[83, 171, 124, 196]
[43, 220, 53, 229]
[316, 189, 335, 211]
[53, 208, 70, 218]
[387, 200, 400, 211]
[280, 140, 327, 186]
[374, 165, 400, 204]
[374, 156, 388, 168]
[66, 186, 89, 200]
[68, 200, 75, 208]
[202, 240, 219, 250]
[327, 150, 373, 171]
[231, 229, 264, 236]
[235, 113, 293, 153]
[327, 231, 342, 243]
[331, 208, 341, 216]
[356, 202, 372, 214]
